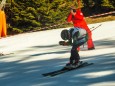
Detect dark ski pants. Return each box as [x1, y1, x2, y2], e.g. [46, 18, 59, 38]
[70, 45, 80, 64]
[70, 38, 87, 64]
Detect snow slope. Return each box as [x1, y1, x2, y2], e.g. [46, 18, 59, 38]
[0, 21, 115, 86]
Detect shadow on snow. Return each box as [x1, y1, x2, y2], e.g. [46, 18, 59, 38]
[0, 38, 115, 86]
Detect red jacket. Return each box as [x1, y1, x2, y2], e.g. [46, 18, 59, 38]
[67, 9, 91, 33]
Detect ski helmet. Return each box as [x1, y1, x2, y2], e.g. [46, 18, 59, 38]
[61, 29, 69, 40]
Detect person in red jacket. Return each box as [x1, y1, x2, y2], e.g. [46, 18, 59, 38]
[67, 0, 95, 50]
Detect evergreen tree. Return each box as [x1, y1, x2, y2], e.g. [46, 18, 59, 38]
[101, 0, 114, 12]
[0, 0, 114, 34]
[5, 0, 74, 32]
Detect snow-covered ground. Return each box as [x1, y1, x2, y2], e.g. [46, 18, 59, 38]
[0, 21, 115, 86]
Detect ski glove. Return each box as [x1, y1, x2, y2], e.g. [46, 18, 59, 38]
[59, 41, 72, 46]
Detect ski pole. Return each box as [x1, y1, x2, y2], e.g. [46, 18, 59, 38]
[90, 24, 102, 32]
[82, 24, 102, 48]
[80, 24, 102, 39]
[90, 24, 102, 31]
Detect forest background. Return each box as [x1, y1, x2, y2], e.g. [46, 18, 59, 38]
[1, 0, 115, 35]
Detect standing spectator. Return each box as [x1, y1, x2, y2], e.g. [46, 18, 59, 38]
[67, 0, 95, 50]
[0, 10, 7, 38]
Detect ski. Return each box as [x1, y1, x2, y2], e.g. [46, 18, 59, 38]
[42, 62, 93, 77]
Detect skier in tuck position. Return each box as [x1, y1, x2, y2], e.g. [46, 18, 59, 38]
[59, 27, 88, 69]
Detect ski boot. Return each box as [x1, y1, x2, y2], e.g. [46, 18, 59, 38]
[72, 61, 83, 68]
[65, 61, 82, 69]
[64, 62, 73, 69]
